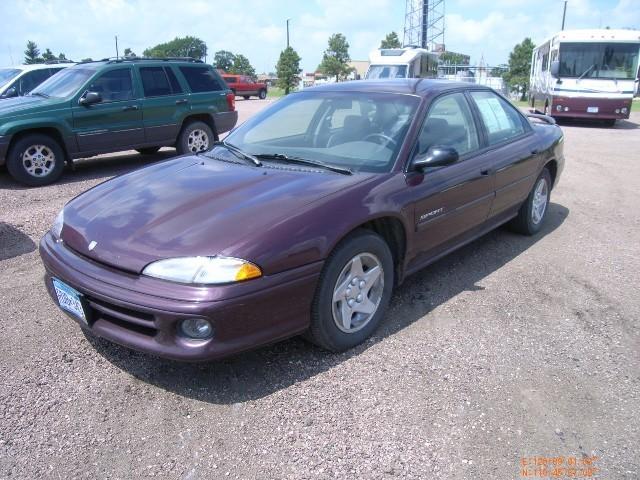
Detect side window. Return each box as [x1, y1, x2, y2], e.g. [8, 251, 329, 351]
[19, 70, 51, 94]
[470, 91, 526, 145]
[223, 76, 234, 84]
[542, 52, 549, 71]
[417, 92, 479, 156]
[140, 67, 172, 97]
[179, 66, 222, 93]
[87, 68, 133, 102]
[164, 67, 183, 94]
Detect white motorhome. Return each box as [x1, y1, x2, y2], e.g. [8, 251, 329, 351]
[365, 47, 438, 80]
[529, 29, 640, 124]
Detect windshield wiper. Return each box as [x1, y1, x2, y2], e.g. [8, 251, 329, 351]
[577, 64, 595, 80]
[254, 153, 352, 175]
[29, 92, 49, 98]
[212, 141, 262, 166]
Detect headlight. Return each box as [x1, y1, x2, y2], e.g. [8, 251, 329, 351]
[51, 209, 64, 239]
[142, 256, 262, 284]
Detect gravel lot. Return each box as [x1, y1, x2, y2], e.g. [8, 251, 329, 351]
[1, 99, 639, 479]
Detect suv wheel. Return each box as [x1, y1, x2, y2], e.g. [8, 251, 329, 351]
[259, 89, 267, 100]
[6, 134, 65, 186]
[176, 121, 214, 155]
[307, 230, 394, 352]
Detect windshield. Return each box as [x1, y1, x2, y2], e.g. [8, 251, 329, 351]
[224, 91, 419, 173]
[0, 68, 20, 89]
[31, 67, 96, 98]
[559, 42, 640, 80]
[367, 65, 408, 79]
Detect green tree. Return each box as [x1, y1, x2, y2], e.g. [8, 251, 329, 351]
[230, 54, 256, 77]
[380, 31, 401, 49]
[24, 40, 42, 64]
[318, 33, 353, 82]
[214, 50, 235, 72]
[503, 38, 535, 100]
[80, 58, 93, 63]
[143, 36, 207, 60]
[123, 47, 135, 57]
[276, 46, 301, 95]
[42, 48, 56, 62]
[440, 51, 469, 65]
[58, 53, 68, 61]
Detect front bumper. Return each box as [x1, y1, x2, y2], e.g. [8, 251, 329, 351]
[0, 135, 11, 165]
[551, 96, 632, 120]
[40, 233, 322, 361]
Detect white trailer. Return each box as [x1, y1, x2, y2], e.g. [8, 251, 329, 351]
[529, 29, 640, 124]
[365, 47, 438, 80]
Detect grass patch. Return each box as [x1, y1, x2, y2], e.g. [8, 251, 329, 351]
[267, 87, 285, 98]
[632, 99, 640, 112]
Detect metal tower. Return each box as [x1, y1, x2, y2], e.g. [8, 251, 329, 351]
[403, 0, 445, 50]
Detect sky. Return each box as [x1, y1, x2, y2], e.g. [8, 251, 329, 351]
[1, 0, 639, 73]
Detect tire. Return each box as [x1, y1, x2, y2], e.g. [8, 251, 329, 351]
[242, 95, 250, 100]
[307, 230, 394, 352]
[603, 119, 616, 127]
[258, 89, 267, 100]
[509, 168, 552, 236]
[231, 89, 236, 96]
[6, 134, 65, 186]
[176, 121, 214, 155]
[136, 146, 161, 155]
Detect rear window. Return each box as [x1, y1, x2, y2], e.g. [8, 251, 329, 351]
[140, 67, 172, 97]
[179, 66, 222, 93]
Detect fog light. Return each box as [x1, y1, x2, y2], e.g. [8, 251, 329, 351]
[621, 107, 628, 114]
[564, 106, 569, 112]
[180, 318, 213, 339]
[615, 108, 620, 114]
[556, 105, 563, 112]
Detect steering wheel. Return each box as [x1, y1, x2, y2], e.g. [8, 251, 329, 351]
[363, 133, 397, 148]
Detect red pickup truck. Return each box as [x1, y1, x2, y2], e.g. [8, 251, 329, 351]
[222, 74, 268, 99]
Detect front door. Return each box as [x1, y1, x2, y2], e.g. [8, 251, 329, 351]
[407, 92, 495, 266]
[72, 67, 143, 153]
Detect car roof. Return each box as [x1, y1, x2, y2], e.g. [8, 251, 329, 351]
[3, 63, 75, 72]
[302, 79, 488, 96]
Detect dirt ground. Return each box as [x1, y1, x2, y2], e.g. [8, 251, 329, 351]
[1, 100, 638, 479]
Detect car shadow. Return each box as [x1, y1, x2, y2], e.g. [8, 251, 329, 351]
[87, 203, 569, 404]
[0, 149, 177, 190]
[0, 222, 37, 260]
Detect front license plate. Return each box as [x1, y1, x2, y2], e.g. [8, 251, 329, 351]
[587, 106, 599, 113]
[52, 278, 87, 324]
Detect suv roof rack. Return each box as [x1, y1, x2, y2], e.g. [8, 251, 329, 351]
[104, 56, 204, 64]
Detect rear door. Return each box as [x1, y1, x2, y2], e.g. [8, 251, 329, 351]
[178, 65, 228, 119]
[72, 67, 144, 152]
[408, 91, 495, 263]
[468, 90, 541, 219]
[137, 65, 189, 144]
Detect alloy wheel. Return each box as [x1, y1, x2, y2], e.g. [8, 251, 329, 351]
[531, 177, 548, 225]
[187, 129, 209, 153]
[332, 252, 385, 333]
[22, 144, 56, 178]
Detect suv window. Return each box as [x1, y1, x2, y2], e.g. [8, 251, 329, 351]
[179, 66, 222, 93]
[140, 67, 172, 97]
[19, 69, 51, 95]
[417, 92, 479, 156]
[88, 68, 133, 102]
[165, 67, 183, 94]
[223, 76, 235, 83]
[470, 91, 526, 145]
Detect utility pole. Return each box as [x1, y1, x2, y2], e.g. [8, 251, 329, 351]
[286, 18, 290, 48]
[561, 1, 567, 30]
[115, 35, 119, 59]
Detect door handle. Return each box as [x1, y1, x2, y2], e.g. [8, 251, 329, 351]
[175, 99, 188, 105]
[122, 105, 139, 111]
[531, 149, 539, 155]
[480, 169, 493, 176]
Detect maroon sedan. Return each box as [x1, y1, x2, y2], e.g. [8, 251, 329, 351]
[40, 80, 564, 361]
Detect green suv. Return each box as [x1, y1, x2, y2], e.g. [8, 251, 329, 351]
[0, 58, 237, 186]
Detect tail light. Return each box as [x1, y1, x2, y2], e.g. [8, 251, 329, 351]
[226, 92, 235, 111]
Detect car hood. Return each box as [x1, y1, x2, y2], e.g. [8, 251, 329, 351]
[61, 154, 370, 274]
[0, 95, 68, 117]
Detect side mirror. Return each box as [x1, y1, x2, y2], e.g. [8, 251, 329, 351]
[3, 87, 18, 98]
[79, 91, 102, 106]
[550, 60, 560, 78]
[411, 146, 459, 171]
